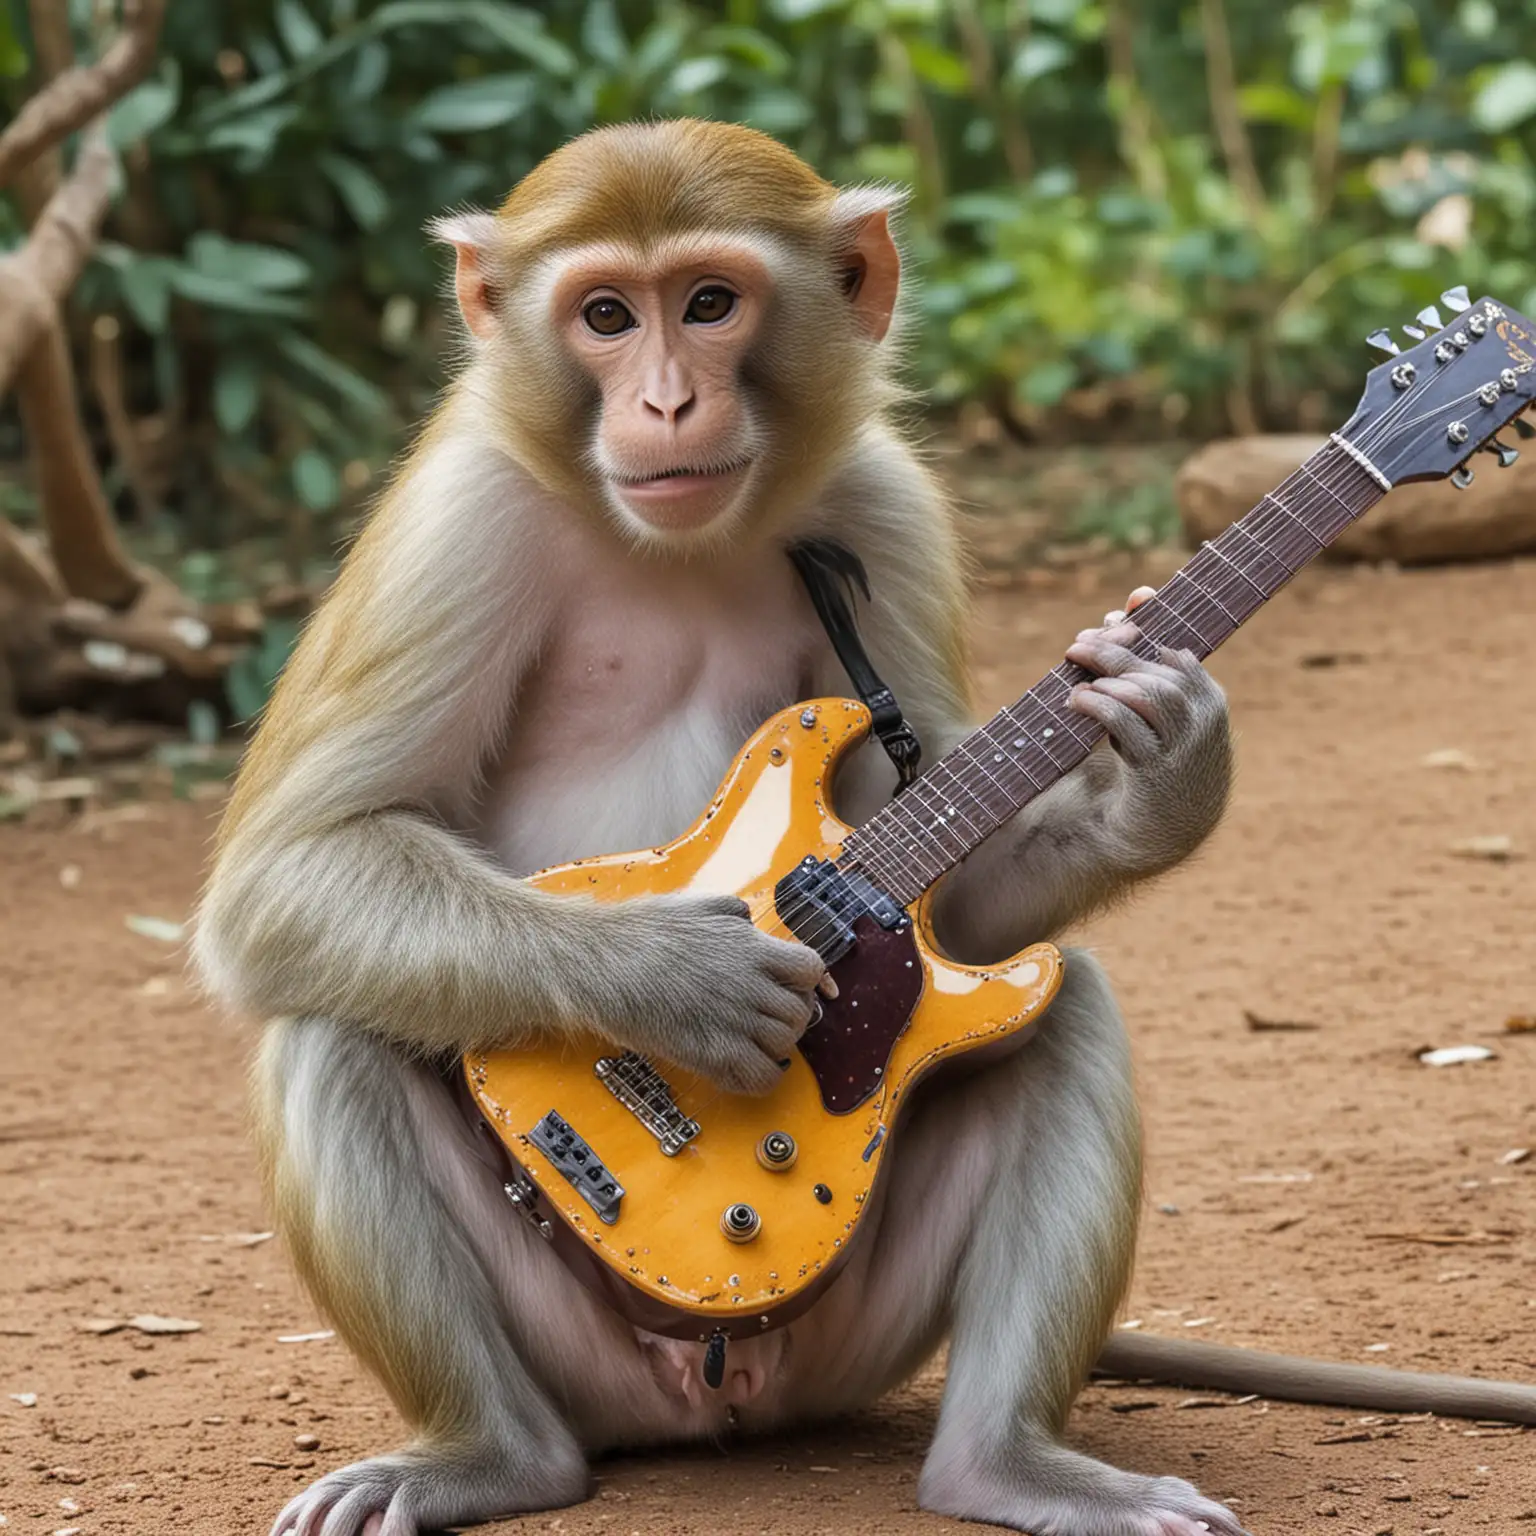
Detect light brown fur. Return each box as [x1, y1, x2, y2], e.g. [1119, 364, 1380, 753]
[198, 121, 1250, 1536]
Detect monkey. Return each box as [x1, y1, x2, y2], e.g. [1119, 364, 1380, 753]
[193, 120, 1536, 1536]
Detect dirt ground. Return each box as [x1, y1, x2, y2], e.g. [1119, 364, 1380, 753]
[2, 556, 1534, 1536]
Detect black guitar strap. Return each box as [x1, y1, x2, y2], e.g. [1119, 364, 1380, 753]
[788, 538, 922, 792]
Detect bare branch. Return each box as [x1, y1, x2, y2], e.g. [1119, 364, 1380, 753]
[0, 0, 166, 191]
[0, 122, 118, 390]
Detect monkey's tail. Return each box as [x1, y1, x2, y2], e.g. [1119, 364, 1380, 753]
[1095, 1333, 1536, 1426]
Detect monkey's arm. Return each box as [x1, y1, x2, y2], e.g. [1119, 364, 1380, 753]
[195, 436, 820, 1070]
[820, 438, 1229, 962]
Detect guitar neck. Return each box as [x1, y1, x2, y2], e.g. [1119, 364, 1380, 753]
[839, 432, 1389, 905]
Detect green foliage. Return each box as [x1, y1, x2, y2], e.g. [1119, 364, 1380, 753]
[3, 0, 1535, 556]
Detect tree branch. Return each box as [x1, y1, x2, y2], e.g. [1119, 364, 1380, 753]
[0, 0, 166, 191]
[1199, 0, 1267, 223]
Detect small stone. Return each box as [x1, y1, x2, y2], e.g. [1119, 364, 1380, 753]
[268, 1386, 290, 1400]
[8, 1392, 37, 1407]
[127, 1366, 150, 1380]
[293, 1433, 320, 1452]
[1314, 1502, 1339, 1516]
[1383, 1491, 1412, 1501]
[49, 1468, 87, 1485]
[1157, 1202, 1180, 1215]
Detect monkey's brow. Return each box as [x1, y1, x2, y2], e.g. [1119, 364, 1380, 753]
[534, 233, 786, 300]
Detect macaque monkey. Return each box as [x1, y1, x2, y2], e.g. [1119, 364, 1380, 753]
[195, 120, 1533, 1536]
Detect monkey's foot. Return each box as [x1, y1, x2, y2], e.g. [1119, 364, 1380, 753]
[918, 1442, 1250, 1536]
[270, 1446, 590, 1536]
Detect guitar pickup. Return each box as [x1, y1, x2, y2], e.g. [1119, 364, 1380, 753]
[529, 1111, 625, 1225]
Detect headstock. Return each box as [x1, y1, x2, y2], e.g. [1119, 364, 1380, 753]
[1347, 287, 1536, 488]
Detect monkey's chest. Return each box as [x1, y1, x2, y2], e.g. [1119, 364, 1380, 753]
[477, 605, 826, 874]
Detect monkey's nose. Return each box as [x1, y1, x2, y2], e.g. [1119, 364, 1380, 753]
[641, 387, 697, 425]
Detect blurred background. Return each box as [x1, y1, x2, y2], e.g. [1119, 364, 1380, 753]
[0, 0, 1533, 770]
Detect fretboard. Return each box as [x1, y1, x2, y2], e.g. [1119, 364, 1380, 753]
[839, 434, 1387, 904]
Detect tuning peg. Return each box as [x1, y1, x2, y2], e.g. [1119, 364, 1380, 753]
[1366, 328, 1400, 356]
[1513, 417, 1536, 440]
[1440, 285, 1470, 313]
[1484, 437, 1520, 468]
[1416, 305, 1444, 331]
[1451, 465, 1475, 490]
[1402, 325, 1426, 340]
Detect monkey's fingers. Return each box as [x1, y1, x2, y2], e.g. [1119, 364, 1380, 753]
[1101, 585, 1158, 628]
[817, 973, 840, 1000]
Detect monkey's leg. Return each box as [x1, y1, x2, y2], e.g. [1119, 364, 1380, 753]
[914, 951, 1249, 1536]
[256, 1019, 592, 1536]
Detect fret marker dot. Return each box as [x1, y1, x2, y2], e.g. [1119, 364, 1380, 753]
[993, 752, 1004, 763]
[1012, 738, 1026, 749]
[1042, 728, 1054, 738]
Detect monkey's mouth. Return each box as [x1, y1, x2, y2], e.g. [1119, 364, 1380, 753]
[611, 459, 753, 498]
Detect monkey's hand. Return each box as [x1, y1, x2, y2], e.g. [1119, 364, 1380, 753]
[1063, 596, 1232, 874]
[583, 893, 826, 1096]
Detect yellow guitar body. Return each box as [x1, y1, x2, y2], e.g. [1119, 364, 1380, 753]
[464, 699, 1062, 1340]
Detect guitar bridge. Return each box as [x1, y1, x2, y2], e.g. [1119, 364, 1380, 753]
[529, 1111, 625, 1224]
[594, 1052, 700, 1156]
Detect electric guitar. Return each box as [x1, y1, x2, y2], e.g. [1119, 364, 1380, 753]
[463, 290, 1535, 1367]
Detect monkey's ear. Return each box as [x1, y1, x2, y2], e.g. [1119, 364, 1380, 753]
[830, 187, 906, 343]
[428, 210, 503, 341]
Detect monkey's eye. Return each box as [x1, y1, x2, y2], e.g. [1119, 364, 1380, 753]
[684, 286, 737, 324]
[582, 298, 635, 336]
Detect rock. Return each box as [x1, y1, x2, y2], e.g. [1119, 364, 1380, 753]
[293, 1433, 320, 1451]
[1175, 435, 1536, 565]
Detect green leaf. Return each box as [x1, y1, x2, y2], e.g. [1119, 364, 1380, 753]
[204, 104, 300, 160]
[1016, 358, 1077, 407]
[1471, 61, 1536, 134]
[110, 67, 180, 148]
[903, 39, 969, 95]
[275, 331, 389, 419]
[118, 257, 174, 334]
[581, 0, 628, 68]
[292, 448, 341, 510]
[700, 25, 791, 75]
[1237, 82, 1313, 129]
[319, 152, 390, 231]
[188, 232, 311, 291]
[410, 73, 538, 132]
[214, 358, 262, 434]
[275, 0, 326, 58]
[669, 56, 728, 96]
[0, 5, 26, 78]
[1010, 34, 1072, 82]
[168, 268, 309, 318]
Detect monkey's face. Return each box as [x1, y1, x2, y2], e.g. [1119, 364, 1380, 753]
[549, 239, 772, 545]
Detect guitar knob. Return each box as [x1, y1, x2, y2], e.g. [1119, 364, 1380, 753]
[1483, 437, 1519, 468]
[1512, 417, 1536, 440]
[721, 1202, 762, 1242]
[757, 1132, 799, 1170]
[1365, 328, 1399, 356]
[1440, 284, 1470, 313]
[1451, 465, 1475, 490]
[1416, 304, 1445, 330]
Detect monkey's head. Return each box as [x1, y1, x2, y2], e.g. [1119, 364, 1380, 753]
[432, 119, 905, 553]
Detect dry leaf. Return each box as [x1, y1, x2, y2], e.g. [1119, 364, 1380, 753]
[1183, 1316, 1216, 1328]
[1421, 748, 1478, 771]
[276, 1330, 334, 1344]
[1504, 1015, 1536, 1035]
[1499, 1149, 1531, 1166]
[77, 1318, 126, 1335]
[127, 1314, 200, 1335]
[198, 1231, 274, 1248]
[1418, 1044, 1496, 1067]
[1243, 1009, 1320, 1033]
[1449, 835, 1517, 861]
[1366, 1230, 1507, 1247]
[9, 1392, 37, 1407]
[58, 864, 81, 890]
[125, 914, 185, 944]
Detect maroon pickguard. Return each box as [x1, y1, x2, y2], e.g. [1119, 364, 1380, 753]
[796, 916, 924, 1113]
